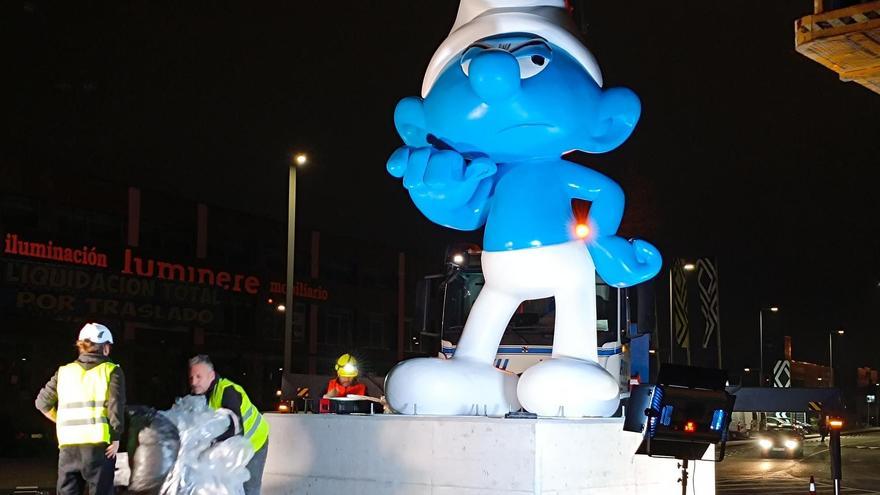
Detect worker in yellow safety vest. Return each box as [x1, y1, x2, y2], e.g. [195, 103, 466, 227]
[35, 323, 126, 495]
[189, 354, 270, 495]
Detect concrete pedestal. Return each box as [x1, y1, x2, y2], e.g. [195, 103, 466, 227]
[262, 413, 715, 495]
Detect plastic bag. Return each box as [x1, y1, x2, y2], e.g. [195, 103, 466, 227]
[158, 395, 254, 495]
[128, 412, 180, 493]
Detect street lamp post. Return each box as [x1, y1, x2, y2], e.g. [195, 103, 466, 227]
[284, 152, 308, 375]
[828, 329, 844, 387]
[758, 306, 779, 387]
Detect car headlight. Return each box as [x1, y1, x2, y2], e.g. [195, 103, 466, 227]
[785, 439, 799, 450]
[759, 438, 773, 449]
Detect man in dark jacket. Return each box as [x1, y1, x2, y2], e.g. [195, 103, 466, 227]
[36, 323, 125, 495]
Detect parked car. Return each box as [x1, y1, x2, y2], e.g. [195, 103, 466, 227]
[766, 416, 805, 433]
[793, 419, 816, 434]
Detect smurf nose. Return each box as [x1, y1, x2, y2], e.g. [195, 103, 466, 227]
[468, 49, 521, 102]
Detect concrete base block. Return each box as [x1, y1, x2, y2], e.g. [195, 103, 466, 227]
[263, 413, 715, 495]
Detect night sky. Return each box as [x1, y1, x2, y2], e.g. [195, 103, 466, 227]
[6, 1, 880, 377]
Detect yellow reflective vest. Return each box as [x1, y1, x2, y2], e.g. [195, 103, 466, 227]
[56, 361, 117, 446]
[208, 378, 269, 452]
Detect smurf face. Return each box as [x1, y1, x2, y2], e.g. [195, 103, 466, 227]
[394, 35, 640, 163]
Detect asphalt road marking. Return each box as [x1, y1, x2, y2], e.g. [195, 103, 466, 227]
[717, 477, 880, 494]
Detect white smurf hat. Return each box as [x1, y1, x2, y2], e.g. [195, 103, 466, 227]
[78, 322, 114, 344]
[421, 0, 603, 97]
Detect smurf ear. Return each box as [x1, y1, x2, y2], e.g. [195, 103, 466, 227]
[393, 97, 430, 147]
[583, 86, 641, 153]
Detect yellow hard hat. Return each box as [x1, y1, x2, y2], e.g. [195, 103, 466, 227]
[335, 353, 359, 378]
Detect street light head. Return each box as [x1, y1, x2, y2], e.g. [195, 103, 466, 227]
[648, 349, 656, 354]
[294, 153, 308, 166]
[837, 330, 845, 335]
[682, 263, 696, 271]
[769, 307, 779, 312]
[276, 304, 286, 312]
[743, 367, 751, 372]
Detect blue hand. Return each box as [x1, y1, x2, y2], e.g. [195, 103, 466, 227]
[387, 145, 497, 230]
[588, 235, 662, 288]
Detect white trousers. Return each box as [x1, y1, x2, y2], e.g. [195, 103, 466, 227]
[454, 240, 599, 364]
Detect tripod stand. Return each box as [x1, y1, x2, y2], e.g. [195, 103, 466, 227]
[677, 458, 690, 495]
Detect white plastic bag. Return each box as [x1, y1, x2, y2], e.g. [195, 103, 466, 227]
[158, 395, 255, 495]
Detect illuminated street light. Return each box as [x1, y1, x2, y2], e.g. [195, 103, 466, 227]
[759, 306, 780, 387]
[682, 263, 696, 271]
[829, 329, 845, 386]
[744, 368, 751, 372]
[452, 253, 465, 265]
[277, 304, 286, 312]
[285, 150, 310, 375]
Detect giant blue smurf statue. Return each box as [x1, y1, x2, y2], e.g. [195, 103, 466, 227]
[385, 0, 662, 418]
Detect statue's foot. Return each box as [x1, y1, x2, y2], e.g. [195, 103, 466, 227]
[517, 357, 620, 417]
[385, 357, 520, 416]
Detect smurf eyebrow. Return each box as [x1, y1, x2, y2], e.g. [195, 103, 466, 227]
[509, 39, 550, 52]
[468, 39, 548, 52]
[468, 42, 494, 50]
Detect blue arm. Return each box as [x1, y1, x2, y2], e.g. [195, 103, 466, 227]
[387, 146, 496, 231]
[558, 161, 624, 238]
[388, 96, 497, 231]
[559, 161, 662, 287]
[410, 167, 494, 231]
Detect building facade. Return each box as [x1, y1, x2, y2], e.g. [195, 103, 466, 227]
[0, 177, 435, 441]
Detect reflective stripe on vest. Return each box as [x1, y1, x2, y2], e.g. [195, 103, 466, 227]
[207, 378, 269, 452]
[56, 361, 117, 446]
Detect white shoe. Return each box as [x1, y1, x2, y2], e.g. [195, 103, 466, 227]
[385, 357, 520, 416]
[517, 357, 620, 418]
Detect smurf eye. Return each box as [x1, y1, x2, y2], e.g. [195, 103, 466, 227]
[512, 40, 552, 79]
[516, 53, 549, 78]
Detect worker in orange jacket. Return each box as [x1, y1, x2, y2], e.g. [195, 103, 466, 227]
[324, 354, 366, 398]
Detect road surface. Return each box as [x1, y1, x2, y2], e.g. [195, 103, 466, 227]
[717, 430, 880, 494]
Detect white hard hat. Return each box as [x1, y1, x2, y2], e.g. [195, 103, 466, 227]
[421, 0, 603, 98]
[78, 323, 114, 344]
